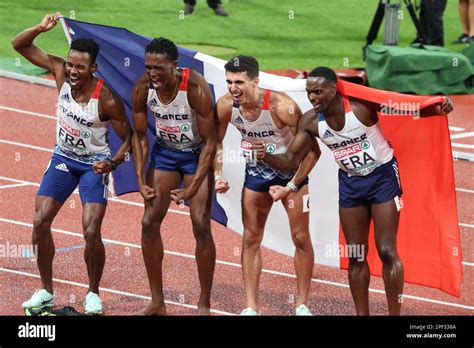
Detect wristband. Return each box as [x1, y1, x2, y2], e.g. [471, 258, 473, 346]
[214, 175, 223, 182]
[286, 181, 298, 192]
[107, 159, 118, 171]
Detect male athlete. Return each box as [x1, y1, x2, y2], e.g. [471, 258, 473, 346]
[253, 66, 454, 315]
[132, 37, 217, 315]
[12, 13, 132, 315]
[214, 55, 319, 315]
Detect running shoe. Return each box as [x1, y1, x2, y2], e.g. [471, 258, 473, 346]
[295, 304, 312, 316]
[240, 307, 258, 316]
[22, 289, 55, 309]
[83, 291, 103, 315]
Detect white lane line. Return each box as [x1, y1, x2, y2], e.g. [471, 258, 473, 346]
[459, 223, 474, 229]
[2, 139, 474, 211]
[0, 175, 189, 217]
[1, 217, 473, 312]
[451, 143, 474, 149]
[0, 267, 235, 316]
[450, 132, 474, 140]
[0, 105, 56, 120]
[0, 183, 30, 190]
[463, 261, 474, 267]
[449, 126, 466, 132]
[0, 139, 52, 152]
[1, 171, 471, 228]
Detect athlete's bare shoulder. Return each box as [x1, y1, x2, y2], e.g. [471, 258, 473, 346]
[301, 108, 319, 138]
[268, 90, 301, 126]
[187, 68, 209, 91]
[98, 80, 124, 120]
[348, 96, 379, 126]
[269, 90, 293, 109]
[131, 72, 149, 111]
[217, 92, 234, 109]
[216, 92, 233, 122]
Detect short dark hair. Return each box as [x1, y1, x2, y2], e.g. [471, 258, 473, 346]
[224, 55, 259, 79]
[145, 37, 178, 61]
[308, 66, 337, 83]
[69, 38, 100, 64]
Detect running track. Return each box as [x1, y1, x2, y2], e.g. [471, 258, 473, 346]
[0, 77, 472, 315]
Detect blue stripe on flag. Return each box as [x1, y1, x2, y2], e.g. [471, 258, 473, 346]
[63, 18, 227, 226]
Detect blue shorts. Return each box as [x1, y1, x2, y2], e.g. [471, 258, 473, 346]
[244, 172, 309, 193]
[37, 153, 109, 204]
[338, 157, 402, 208]
[149, 143, 200, 175]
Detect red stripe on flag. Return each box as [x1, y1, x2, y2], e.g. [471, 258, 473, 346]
[337, 80, 462, 297]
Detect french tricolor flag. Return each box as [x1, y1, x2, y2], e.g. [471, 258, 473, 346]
[60, 17, 462, 297]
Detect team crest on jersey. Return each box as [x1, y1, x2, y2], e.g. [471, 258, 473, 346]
[81, 130, 91, 138]
[181, 123, 190, 132]
[322, 129, 334, 139]
[234, 116, 244, 124]
[60, 93, 70, 102]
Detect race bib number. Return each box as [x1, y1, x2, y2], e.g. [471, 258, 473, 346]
[57, 119, 91, 155]
[333, 141, 378, 175]
[155, 120, 194, 147]
[239, 140, 256, 163]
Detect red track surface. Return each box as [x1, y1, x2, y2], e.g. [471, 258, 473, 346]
[0, 77, 472, 316]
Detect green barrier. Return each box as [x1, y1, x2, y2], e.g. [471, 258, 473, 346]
[366, 44, 474, 95]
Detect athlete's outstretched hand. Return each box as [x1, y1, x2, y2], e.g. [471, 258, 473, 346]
[92, 161, 114, 174]
[139, 184, 157, 201]
[252, 141, 266, 160]
[170, 188, 195, 205]
[269, 185, 292, 202]
[215, 177, 230, 194]
[440, 97, 454, 114]
[38, 12, 61, 33]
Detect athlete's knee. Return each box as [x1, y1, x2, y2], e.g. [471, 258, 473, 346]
[83, 228, 102, 244]
[141, 213, 164, 236]
[33, 213, 53, 237]
[348, 246, 368, 268]
[191, 219, 211, 242]
[291, 228, 312, 250]
[242, 229, 263, 250]
[378, 246, 400, 266]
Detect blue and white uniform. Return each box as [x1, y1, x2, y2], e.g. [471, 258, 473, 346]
[38, 79, 111, 204]
[318, 94, 402, 208]
[231, 89, 308, 192]
[147, 68, 202, 175]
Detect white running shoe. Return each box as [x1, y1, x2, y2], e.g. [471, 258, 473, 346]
[240, 307, 258, 316]
[295, 304, 312, 316]
[83, 291, 103, 315]
[22, 289, 55, 309]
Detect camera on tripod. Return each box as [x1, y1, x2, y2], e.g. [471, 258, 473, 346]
[363, 0, 425, 60]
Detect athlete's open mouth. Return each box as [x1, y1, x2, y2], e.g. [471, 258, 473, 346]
[232, 92, 243, 101]
[69, 76, 80, 86]
[151, 78, 161, 88]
